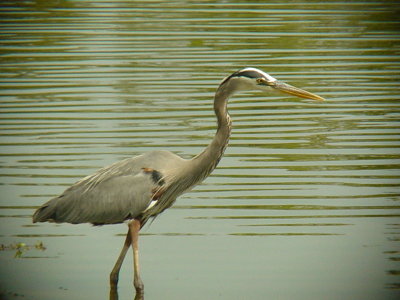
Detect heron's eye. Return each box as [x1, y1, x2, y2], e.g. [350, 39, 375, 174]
[256, 78, 265, 85]
[256, 78, 275, 87]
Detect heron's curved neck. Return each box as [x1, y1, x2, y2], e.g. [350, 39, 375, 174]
[191, 88, 232, 181]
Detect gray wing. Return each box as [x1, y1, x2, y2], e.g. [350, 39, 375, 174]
[32, 150, 186, 225]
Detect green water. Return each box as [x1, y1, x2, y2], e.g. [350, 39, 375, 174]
[1, 1, 399, 300]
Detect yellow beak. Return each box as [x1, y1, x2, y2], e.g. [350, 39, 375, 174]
[274, 80, 325, 101]
[259, 78, 325, 101]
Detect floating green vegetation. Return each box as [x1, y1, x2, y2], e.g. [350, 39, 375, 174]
[0, 241, 46, 258]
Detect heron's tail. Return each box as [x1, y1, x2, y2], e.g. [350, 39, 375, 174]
[32, 199, 57, 223]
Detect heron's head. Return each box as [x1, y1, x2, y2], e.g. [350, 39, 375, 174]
[219, 67, 325, 101]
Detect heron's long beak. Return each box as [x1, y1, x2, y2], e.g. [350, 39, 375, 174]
[261, 78, 325, 101]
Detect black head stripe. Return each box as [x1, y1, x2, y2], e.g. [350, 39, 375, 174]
[236, 69, 264, 79]
[220, 69, 263, 86]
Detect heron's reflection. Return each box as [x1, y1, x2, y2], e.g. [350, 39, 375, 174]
[110, 286, 144, 300]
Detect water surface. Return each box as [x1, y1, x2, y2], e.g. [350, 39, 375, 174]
[1, 1, 399, 300]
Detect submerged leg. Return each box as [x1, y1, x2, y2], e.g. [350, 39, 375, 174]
[110, 229, 132, 287]
[129, 219, 144, 294]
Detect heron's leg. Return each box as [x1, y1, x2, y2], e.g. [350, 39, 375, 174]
[110, 229, 132, 287]
[129, 219, 144, 294]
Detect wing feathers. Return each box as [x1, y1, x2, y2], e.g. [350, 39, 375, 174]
[33, 150, 186, 225]
[33, 170, 161, 225]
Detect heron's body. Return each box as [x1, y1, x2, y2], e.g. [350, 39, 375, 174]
[32, 67, 324, 296]
[33, 150, 185, 225]
[33, 114, 230, 226]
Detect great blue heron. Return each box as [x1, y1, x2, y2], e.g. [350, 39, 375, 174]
[32, 67, 324, 295]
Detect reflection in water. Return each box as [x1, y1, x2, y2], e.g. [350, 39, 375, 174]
[110, 286, 143, 300]
[0, 1, 399, 300]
